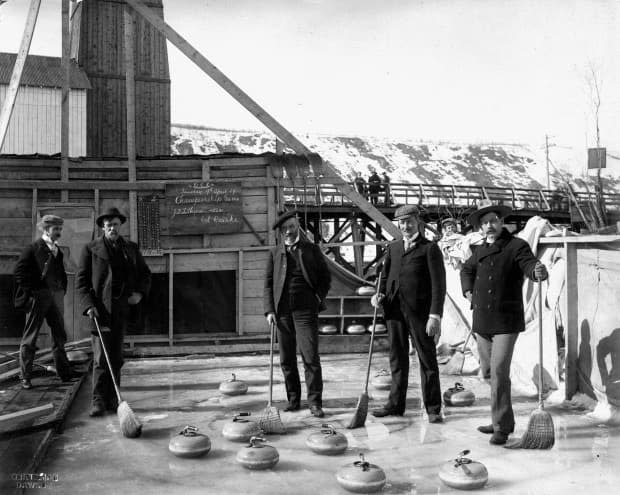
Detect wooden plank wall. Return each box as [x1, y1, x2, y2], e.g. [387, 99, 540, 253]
[0, 155, 278, 340]
[0, 86, 87, 156]
[78, 0, 170, 157]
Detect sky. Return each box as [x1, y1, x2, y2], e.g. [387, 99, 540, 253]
[1, 0, 619, 152]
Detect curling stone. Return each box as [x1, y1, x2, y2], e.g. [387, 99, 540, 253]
[438, 450, 488, 490]
[368, 323, 387, 334]
[443, 383, 475, 407]
[336, 453, 386, 493]
[346, 324, 366, 335]
[236, 436, 279, 470]
[372, 369, 391, 391]
[66, 349, 89, 364]
[305, 423, 348, 456]
[319, 324, 338, 335]
[168, 425, 211, 458]
[222, 412, 263, 442]
[356, 286, 375, 296]
[219, 373, 248, 396]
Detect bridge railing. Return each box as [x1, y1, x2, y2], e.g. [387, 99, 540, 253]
[282, 181, 620, 213]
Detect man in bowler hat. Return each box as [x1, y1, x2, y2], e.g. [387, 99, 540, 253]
[264, 211, 331, 418]
[460, 200, 548, 445]
[14, 215, 75, 389]
[371, 205, 446, 422]
[76, 207, 151, 417]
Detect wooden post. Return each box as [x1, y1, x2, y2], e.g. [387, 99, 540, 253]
[168, 252, 174, 346]
[0, 0, 42, 151]
[31, 188, 38, 241]
[61, 0, 70, 202]
[351, 219, 364, 277]
[124, 0, 401, 240]
[201, 161, 211, 248]
[237, 250, 244, 335]
[124, 5, 138, 242]
[564, 241, 578, 399]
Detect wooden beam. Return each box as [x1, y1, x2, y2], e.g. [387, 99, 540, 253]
[564, 242, 578, 399]
[0, 404, 54, 430]
[168, 253, 174, 347]
[237, 250, 244, 335]
[124, 5, 138, 242]
[0, 0, 42, 150]
[61, 0, 70, 202]
[124, 0, 401, 240]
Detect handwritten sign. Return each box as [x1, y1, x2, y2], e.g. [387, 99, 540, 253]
[165, 182, 243, 235]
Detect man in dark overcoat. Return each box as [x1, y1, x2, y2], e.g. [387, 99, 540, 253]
[460, 200, 548, 445]
[264, 211, 331, 418]
[14, 215, 74, 389]
[371, 205, 446, 422]
[76, 207, 151, 417]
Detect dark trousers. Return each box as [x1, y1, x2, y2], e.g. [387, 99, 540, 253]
[91, 301, 128, 407]
[276, 308, 323, 407]
[386, 300, 442, 415]
[477, 332, 519, 434]
[20, 289, 71, 380]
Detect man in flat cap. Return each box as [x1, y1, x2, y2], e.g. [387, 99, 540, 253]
[460, 200, 548, 445]
[371, 205, 446, 422]
[76, 207, 151, 417]
[264, 211, 331, 417]
[14, 215, 75, 389]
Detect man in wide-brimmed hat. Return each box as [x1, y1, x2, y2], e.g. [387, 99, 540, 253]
[13, 215, 76, 389]
[460, 200, 548, 445]
[264, 211, 331, 418]
[76, 207, 151, 417]
[371, 205, 446, 422]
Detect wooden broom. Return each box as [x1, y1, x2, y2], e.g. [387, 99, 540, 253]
[509, 279, 554, 449]
[257, 321, 286, 434]
[93, 317, 142, 438]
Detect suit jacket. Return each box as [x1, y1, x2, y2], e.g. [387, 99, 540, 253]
[14, 238, 67, 309]
[264, 238, 331, 316]
[76, 236, 151, 325]
[460, 228, 539, 335]
[380, 237, 446, 319]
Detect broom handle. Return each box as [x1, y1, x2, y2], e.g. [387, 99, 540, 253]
[268, 320, 275, 407]
[94, 316, 123, 404]
[538, 279, 544, 408]
[363, 269, 383, 393]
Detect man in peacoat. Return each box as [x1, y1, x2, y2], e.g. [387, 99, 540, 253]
[460, 200, 547, 445]
[371, 205, 446, 422]
[264, 211, 331, 418]
[76, 207, 151, 417]
[14, 215, 74, 389]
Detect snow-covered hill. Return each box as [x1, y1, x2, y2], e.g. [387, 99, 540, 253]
[171, 125, 620, 193]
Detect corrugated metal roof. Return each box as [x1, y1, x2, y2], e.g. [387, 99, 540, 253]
[0, 53, 91, 90]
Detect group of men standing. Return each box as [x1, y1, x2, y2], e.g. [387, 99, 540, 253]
[354, 171, 392, 206]
[15, 197, 548, 445]
[14, 207, 151, 418]
[264, 200, 547, 445]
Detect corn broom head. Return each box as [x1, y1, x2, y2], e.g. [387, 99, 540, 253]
[346, 392, 369, 429]
[118, 401, 142, 438]
[257, 406, 286, 434]
[506, 407, 554, 450]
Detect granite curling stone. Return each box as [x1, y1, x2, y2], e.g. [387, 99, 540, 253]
[219, 373, 248, 396]
[305, 423, 348, 455]
[222, 412, 263, 442]
[443, 382, 475, 407]
[168, 425, 211, 458]
[336, 453, 386, 493]
[236, 436, 279, 470]
[438, 450, 488, 490]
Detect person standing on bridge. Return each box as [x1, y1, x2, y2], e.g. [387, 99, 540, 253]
[368, 171, 382, 205]
[371, 205, 446, 422]
[354, 172, 367, 199]
[460, 200, 548, 445]
[264, 211, 331, 418]
[382, 172, 392, 206]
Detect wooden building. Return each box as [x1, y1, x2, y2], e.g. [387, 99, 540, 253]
[0, 53, 90, 156]
[73, 0, 171, 157]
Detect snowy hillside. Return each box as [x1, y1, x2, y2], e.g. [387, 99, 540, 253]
[171, 125, 620, 193]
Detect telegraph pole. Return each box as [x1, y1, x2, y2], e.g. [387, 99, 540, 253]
[545, 134, 550, 190]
